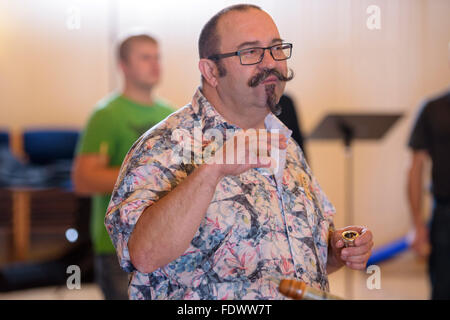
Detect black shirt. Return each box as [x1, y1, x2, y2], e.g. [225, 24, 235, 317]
[277, 94, 307, 159]
[408, 90, 450, 199]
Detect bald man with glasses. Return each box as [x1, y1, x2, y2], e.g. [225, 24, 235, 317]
[105, 4, 373, 300]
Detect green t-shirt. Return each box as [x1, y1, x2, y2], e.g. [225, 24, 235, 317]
[76, 93, 174, 254]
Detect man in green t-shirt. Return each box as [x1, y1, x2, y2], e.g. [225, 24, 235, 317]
[72, 33, 174, 299]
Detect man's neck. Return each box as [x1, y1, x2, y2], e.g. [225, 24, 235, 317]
[202, 86, 268, 130]
[122, 84, 154, 106]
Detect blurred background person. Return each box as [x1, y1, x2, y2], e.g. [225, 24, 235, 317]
[72, 33, 174, 299]
[407, 88, 450, 299]
[276, 94, 307, 160]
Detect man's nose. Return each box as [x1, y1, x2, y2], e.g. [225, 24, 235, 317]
[259, 48, 276, 69]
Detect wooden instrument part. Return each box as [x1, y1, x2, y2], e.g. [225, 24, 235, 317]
[279, 279, 343, 300]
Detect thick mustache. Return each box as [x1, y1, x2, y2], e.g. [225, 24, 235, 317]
[248, 68, 294, 87]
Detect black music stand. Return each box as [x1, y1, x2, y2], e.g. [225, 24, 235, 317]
[309, 113, 402, 298]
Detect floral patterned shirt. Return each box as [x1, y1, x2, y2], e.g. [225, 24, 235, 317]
[105, 88, 336, 300]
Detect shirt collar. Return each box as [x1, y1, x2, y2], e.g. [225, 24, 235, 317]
[191, 87, 292, 187]
[191, 86, 293, 137]
[191, 87, 238, 131]
[264, 112, 293, 140]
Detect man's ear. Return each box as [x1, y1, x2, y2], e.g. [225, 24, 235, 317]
[199, 58, 219, 87]
[118, 60, 127, 75]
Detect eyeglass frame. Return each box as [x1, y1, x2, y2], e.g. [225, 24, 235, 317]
[207, 43, 293, 66]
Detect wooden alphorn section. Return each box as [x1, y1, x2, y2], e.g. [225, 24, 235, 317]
[279, 279, 343, 300]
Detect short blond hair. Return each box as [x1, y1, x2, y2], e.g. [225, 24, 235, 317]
[117, 33, 157, 62]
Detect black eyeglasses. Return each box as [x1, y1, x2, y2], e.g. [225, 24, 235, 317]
[208, 43, 293, 66]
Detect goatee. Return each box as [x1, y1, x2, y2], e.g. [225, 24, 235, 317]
[265, 84, 281, 116]
[248, 68, 294, 116]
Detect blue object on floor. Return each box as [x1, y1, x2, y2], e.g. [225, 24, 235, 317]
[23, 129, 79, 165]
[367, 236, 411, 266]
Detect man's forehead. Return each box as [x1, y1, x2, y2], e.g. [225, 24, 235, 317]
[130, 40, 158, 53]
[235, 38, 284, 50]
[129, 39, 157, 50]
[218, 9, 281, 50]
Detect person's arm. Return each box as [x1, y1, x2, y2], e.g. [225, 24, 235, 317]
[72, 154, 121, 195]
[407, 150, 430, 257]
[128, 164, 222, 273]
[72, 108, 119, 195]
[127, 132, 287, 274]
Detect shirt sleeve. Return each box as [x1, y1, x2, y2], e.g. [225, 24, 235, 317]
[408, 102, 430, 151]
[104, 127, 187, 273]
[293, 144, 336, 269]
[310, 173, 336, 226]
[76, 108, 116, 157]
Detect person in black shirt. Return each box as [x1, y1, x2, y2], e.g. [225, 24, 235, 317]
[276, 94, 307, 159]
[407, 89, 450, 299]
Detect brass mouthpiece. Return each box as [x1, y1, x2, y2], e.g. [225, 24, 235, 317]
[342, 230, 360, 247]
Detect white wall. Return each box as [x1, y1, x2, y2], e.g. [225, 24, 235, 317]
[0, 0, 111, 156]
